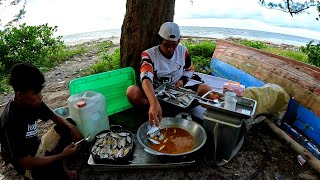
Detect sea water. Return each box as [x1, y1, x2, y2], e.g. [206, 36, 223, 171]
[62, 26, 320, 46]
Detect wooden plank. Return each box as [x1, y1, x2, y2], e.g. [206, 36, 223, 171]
[212, 40, 320, 116]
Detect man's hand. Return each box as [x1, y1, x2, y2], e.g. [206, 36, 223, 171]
[62, 143, 78, 158]
[175, 80, 184, 88]
[148, 100, 162, 127]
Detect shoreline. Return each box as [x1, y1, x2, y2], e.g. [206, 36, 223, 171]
[65, 36, 301, 51]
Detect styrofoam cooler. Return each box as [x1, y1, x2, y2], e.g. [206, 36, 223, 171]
[203, 110, 244, 166]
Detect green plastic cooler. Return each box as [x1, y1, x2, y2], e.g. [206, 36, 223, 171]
[69, 67, 136, 116]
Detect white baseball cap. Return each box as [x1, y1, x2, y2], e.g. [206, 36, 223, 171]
[158, 22, 180, 42]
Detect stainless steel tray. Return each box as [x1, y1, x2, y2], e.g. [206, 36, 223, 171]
[154, 84, 196, 108]
[88, 135, 195, 171]
[199, 91, 256, 119]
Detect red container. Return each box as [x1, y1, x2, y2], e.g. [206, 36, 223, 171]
[223, 82, 245, 96]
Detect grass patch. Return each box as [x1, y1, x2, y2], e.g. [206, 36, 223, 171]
[238, 40, 268, 49]
[182, 39, 216, 73]
[40, 46, 88, 72]
[82, 41, 119, 76]
[235, 39, 309, 64]
[265, 47, 309, 63]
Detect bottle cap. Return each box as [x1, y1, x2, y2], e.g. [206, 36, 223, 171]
[76, 100, 86, 108]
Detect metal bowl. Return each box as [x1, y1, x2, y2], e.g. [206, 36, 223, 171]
[137, 117, 207, 156]
[53, 106, 70, 119]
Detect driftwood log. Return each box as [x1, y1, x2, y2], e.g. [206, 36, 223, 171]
[264, 119, 320, 173]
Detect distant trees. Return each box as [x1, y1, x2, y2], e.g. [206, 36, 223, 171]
[259, 0, 320, 20]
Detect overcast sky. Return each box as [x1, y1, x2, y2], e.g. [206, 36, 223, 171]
[1, 0, 320, 39]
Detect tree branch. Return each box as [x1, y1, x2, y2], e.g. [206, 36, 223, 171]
[0, 0, 27, 27]
[259, 0, 320, 20]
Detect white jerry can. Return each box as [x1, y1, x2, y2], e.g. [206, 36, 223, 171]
[67, 91, 110, 142]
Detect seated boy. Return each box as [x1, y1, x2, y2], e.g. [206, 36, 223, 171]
[0, 63, 83, 180]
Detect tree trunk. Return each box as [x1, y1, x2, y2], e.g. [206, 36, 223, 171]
[120, 0, 176, 80]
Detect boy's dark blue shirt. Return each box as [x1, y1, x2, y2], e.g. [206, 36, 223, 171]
[0, 100, 53, 173]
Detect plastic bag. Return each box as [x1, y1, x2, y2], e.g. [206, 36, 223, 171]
[243, 83, 290, 129]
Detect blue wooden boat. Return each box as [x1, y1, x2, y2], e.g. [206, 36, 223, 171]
[209, 40, 320, 160]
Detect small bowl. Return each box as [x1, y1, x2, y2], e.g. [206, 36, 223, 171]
[53, 106, 70, 119]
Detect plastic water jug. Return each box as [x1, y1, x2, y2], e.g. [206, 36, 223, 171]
[67, 91, 110, 142]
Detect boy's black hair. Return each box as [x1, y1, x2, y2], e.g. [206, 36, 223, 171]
[9, 63, 45, 93]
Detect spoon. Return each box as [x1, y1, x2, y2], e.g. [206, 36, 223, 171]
[75, 134, 91, 145]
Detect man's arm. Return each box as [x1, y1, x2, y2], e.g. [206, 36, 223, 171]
[140, 51, 162, 126]
[176, 50, 194, 88]
[50, 114, 83, 141]
[181, 50, 194, 82]
[141, 79, 162, 126]
[18, 143, 77, 170]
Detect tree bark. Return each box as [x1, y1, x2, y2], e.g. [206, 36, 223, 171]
[120, 0, 176, 81]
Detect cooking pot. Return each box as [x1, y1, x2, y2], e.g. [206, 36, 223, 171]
[137, 116, 207, 156]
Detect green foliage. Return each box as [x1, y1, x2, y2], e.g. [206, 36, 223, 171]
[182, 40, 216, 73]
[265, 47, 309, 63]
[183, 40, 216, 58]
[0, 23, 66, 73]
[50, 46, 87, 64]
[300, 41, 320, 67]
[83, 48, 120, 76]
[98, 40, 114, 50]
[0, 24, 89, 93]
[238, 40, 268, 49]
[191, 56, 211, 74]
[235, 39, 309, 64]
[0, 76, 11, 93]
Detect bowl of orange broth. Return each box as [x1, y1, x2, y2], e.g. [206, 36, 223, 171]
[137, 117, 207, 156]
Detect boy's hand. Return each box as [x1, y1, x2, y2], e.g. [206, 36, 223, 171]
[69, 125, 83, 141]
[62, 143, 78, 157]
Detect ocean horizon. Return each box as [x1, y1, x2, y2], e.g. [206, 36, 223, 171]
[62, 26, 320, 47]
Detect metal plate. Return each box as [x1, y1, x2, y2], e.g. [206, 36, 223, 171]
[154, 84, 196, 108]
[88, 135, 195, 171]
[199, 91, 257, 119]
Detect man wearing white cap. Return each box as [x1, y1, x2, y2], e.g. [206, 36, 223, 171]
[127, 22, 211, 126]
